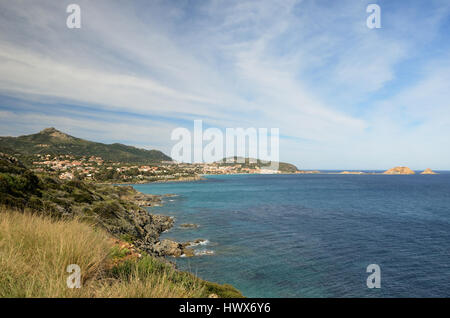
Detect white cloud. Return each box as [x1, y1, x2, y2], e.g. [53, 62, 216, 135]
[0, 0, 449, 168]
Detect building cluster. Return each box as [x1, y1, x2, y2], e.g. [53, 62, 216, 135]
[30, 154, 280, 182]
[31, 154, 169, 181]
[191, 163, 279, 175]
[33, 155, 101, 179]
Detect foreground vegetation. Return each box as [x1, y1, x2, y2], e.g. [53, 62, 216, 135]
[0, 209, 242, 298]
[0, 153, 243, 298]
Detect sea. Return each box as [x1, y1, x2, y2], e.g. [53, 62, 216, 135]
[133, 172, 450, 297]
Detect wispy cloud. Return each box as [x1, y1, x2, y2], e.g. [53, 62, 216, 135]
[0, 0, 449, 169]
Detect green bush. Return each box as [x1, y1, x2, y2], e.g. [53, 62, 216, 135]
[72, 189, 94, 204]
[92, 201, 122, 219]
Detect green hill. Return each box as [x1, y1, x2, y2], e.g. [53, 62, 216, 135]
[219, 156, 299, 173]
[0, 128, 171, 163]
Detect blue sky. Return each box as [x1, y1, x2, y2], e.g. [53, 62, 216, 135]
[0, 0, 449, 169]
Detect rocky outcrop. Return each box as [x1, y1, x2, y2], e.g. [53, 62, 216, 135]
[153, 239, 195, 257]
[152, 238, 210, 257]
[96, 201, 175, 256]
[383, 166, 415, 175]
[130, 193, 162, 207]
[179, 223, 199, 229]
[421, 168, 437, 175]
[183, 239, 208, 247]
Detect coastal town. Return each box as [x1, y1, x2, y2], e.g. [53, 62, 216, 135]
[28, 154, 299, 183]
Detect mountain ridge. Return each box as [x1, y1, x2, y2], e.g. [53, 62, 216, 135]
[0, 127, 171, 164]
[217, 156, 299, 173]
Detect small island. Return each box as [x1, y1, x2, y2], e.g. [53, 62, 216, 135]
[383, 166, 416, 175]
[421, 168, 438, 175]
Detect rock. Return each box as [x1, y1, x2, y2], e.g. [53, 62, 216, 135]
[182, 248, 195, 257]
[153, 239, 184, 257]
[98, 201, 174, 256]
[182, 239, 207, 248]
[152, 239, 198, 257]
[195, 250, 215, 256]
[179, 223, 199, 229]
[383, 167, 415, 175]
[421, 168, 437, 175]
[162, 194, 178, 197]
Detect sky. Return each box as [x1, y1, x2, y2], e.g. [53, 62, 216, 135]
[0, 0, 449, 170]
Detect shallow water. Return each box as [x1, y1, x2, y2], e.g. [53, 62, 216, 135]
[134, 173, 450, 297]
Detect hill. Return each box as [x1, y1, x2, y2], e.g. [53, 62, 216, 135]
[0, 128, 171, 164]
[218, 157, 299, 173]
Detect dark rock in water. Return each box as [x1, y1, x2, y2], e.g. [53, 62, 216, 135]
[182, 239, 208, 248]
[162, 193, 178, 197]
[153, 239, 184, 257]
[153, 239, 195, 257]
[179, 223, 199, 229]
[191, 238, 206, 245]
[152, 238, 211, 257]
[182, 248, 195, 257]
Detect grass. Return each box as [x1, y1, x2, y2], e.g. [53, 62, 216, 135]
[0, 208, 243, 298]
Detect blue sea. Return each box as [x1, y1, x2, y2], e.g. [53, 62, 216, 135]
[133, 173, 450, 297]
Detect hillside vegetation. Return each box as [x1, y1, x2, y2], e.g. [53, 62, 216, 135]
[0, 152, 173, 254]
[0, 210, 240, 297]
[0, 153, 243, 298]
[0, 128, 171, 164]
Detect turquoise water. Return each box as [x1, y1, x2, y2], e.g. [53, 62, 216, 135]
[133, 173, 450, 297]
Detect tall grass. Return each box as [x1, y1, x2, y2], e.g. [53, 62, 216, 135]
[0, 208, 206, 298]
[0, 209, 111, 297]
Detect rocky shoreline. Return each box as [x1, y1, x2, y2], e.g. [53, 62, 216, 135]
[124, 190, 208, 258]
[152, 175, 206, 183]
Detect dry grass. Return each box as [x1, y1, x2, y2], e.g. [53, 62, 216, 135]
[0, 208, 205, 298]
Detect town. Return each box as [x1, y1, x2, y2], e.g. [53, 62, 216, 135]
[29, 154, 296, 183]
